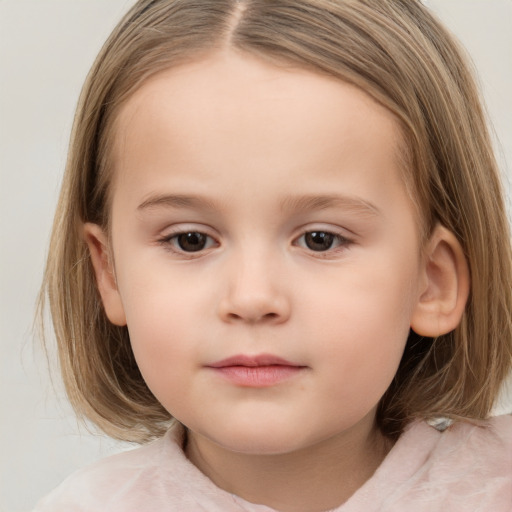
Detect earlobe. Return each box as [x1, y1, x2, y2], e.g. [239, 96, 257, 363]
[83, 223, 127, 326]
[410, 225, 470, 337]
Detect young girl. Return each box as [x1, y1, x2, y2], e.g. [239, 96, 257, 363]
[36, 0, 512, 510]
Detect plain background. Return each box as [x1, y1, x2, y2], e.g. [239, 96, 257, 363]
[1, 1, 511, 511]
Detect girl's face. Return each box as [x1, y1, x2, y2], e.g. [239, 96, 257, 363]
[99, 52, 427, 454]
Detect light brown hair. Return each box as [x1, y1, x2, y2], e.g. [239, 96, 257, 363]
[40, 0, 512, 442]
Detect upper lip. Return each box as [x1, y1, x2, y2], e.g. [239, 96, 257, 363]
[207, 354, 302, 368]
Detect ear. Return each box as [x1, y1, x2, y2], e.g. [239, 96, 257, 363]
[83, 223, 127, 326]
[411, 225, 470, 337]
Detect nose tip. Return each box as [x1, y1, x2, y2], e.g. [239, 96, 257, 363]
[217, 278, 291, 325]
[216, 248, 291, 325]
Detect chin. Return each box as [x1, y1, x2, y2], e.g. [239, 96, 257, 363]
[200, 417, 329, 456]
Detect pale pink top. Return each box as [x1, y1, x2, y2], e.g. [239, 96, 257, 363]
[34, 415, 512, 511]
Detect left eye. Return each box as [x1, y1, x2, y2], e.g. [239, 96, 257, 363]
[166, 231, 216, 252]
[296, 231, 348, 252]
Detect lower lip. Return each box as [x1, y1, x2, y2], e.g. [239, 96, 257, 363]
[209, 365, 304, 387]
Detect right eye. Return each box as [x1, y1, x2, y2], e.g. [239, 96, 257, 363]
[162, 231, 217, 253]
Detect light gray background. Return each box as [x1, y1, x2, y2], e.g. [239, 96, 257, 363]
[1, 1, 511, 511]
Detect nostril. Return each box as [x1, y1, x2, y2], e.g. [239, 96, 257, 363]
[226, 311, 280, 323]
[253, 312, 281, 323]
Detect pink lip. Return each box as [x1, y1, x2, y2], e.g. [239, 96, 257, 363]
[208, 354, 298, 368]
[206, 354, 306, 387]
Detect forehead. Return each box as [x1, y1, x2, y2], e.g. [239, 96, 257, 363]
[112, 50, 403, 168]
[108, 51, 411, 224]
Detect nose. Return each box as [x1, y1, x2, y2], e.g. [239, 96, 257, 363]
[217, 250, 291, 325]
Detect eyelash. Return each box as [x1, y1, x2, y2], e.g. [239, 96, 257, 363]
[157, 230, 218, 257]
[157, 229, 353, 257]
[294, 231, 352, 255]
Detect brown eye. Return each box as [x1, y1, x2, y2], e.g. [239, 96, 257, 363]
[175, 232, 209, 252]
[304, 231, 336, 251]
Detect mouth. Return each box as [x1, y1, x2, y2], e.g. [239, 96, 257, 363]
[206, 354, 307, 387]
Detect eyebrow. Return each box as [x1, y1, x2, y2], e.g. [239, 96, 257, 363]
[137, 192, 381, 217]
[137, 194, 219, 212]
[280, 194, 381, 217]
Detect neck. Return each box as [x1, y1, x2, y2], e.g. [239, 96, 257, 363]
[185, 414, 392, 512]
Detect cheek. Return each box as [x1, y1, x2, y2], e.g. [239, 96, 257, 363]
[118, 257, 214, 337]
[303, 252, 417, 341]
[117, 269, 212, 392]
[301, 259, 418, 400]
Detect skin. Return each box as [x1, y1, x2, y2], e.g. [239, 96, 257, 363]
[85, 50, 469, 511]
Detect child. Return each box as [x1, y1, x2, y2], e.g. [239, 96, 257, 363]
[36, 0, 512, 510]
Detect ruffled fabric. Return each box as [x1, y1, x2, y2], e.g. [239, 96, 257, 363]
[34, 415, 512, 512]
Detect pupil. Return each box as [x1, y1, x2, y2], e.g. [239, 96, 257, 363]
[305, 231, 334, 251]
[178, 232, 206, 252]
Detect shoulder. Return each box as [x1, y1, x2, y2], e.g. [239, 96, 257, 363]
[372, 414, 512, 511]
[420, 413, 512, 465]
[33, 423, 256, 512]
[32, 431, 174, 512]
